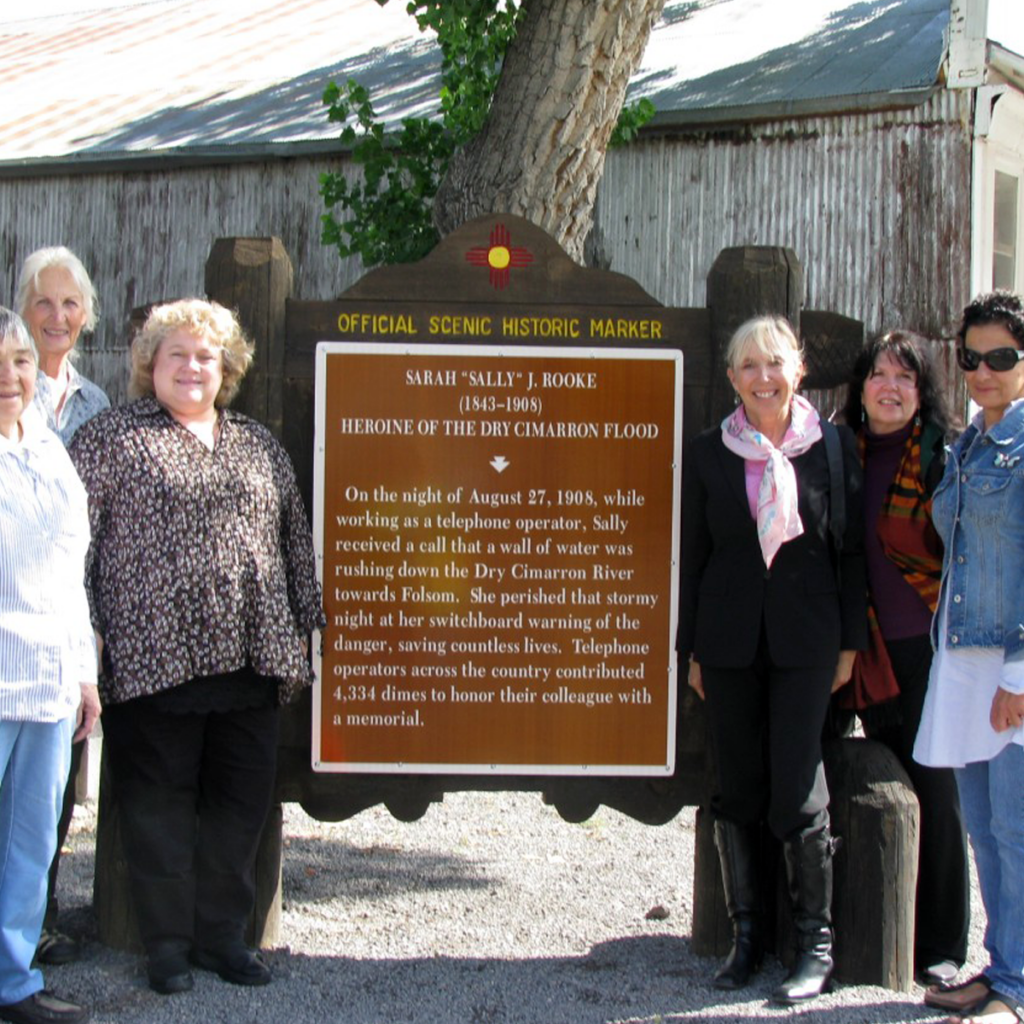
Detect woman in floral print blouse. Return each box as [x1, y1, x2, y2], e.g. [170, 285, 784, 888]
[69, 299, 325, 997]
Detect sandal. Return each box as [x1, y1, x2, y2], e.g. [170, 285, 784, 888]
[949, 991, 1024, 1024]
[926, 974, 992, 1013]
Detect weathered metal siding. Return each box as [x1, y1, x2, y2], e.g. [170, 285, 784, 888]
[594, 89, 975, 343]
[0, 158, 366, 404]
[0, 89, 974, 404]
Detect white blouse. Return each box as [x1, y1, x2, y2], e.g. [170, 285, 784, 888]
[0, 408, 95, 722]
[914, 597, 1024, 768]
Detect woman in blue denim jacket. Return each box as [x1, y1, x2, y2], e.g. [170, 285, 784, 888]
[915, 291, 1024, 1024]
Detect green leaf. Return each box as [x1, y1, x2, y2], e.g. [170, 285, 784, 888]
[320, 0, 523, 266]
[610, 97, 656, 148]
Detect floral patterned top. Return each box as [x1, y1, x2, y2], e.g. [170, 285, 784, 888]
[69, 398, 326, 706]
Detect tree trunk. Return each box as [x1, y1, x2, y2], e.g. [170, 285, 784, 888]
[433, 0, 666, 263]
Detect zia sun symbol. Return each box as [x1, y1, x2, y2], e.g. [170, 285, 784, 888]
[465, 224, 534, 290]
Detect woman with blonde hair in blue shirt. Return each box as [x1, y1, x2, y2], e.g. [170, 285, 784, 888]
[17, 247, 109, 445]
[16, 247, 110, 967]
[0, 307, 99, 1024]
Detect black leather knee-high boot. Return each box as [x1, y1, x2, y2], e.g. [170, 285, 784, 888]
[714, 819, 764, 989]
[773, 821, 836, 1005]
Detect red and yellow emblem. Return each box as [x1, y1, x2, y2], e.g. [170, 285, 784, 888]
[465, 223, 533, 290]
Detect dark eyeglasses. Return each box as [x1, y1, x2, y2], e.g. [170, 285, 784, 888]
[956, 346, 1024, 372]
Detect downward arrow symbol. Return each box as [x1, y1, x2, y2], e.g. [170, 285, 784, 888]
[490, 456, 510, 473]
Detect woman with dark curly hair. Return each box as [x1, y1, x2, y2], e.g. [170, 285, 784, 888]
[915, 291, 1024, 1024]
[841, 330, 969, 988]
[69, 300, 325, 997]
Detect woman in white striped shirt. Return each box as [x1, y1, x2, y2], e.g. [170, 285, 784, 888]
[0, 307, 99, 1024]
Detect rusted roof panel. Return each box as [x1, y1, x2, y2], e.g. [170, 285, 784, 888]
[593, 90, 974, 341]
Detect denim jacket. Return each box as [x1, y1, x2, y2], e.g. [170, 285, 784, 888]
[931, 399, 1024, 666]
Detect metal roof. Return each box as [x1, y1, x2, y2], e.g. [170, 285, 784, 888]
[0, 0, 440, 161]
[0, 0, 972, 164]
[636, 0, 950, 125]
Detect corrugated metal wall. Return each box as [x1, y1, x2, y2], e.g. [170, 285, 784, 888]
[594, 89, 975, 341]
[0, 158, 367, 404]
[0, 89, 975, 404]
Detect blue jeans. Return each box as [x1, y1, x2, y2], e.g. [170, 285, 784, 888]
[0, 717, 73, 1006]
[955, 743, 1024, 1004]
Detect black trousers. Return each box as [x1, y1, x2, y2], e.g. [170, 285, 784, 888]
[702, 633, 834, 841]
[862, 633, 970, 968]
[102, 694, 279, 957]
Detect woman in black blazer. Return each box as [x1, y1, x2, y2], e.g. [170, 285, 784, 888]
[680, 316, 867, 1004]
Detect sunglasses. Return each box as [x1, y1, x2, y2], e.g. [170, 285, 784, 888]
[956, 346, 1024, 373]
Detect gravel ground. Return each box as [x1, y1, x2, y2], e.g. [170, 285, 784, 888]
[43, 792, 984, 1024]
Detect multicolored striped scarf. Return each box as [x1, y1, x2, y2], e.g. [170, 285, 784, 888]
[842, 418, 944, 712]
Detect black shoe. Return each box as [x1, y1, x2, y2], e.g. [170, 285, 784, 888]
[147, 953, 194, 996]
[190, 947, 271, 987]
[713, 819, 764, 990]
[714, 916, 763, 989]
[917, 960, 960, 987]
[772, 929, 835, 1004]
[147, 970, 194, 996]
[772, 821, 836, 1005]
[0, 990, 89, 1024]
[34, 931, 80, 967]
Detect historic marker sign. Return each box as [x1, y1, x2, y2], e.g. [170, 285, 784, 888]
[312, 343, 682, 774]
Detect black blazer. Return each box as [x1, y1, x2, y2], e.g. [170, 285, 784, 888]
[678, 425, 868, 669]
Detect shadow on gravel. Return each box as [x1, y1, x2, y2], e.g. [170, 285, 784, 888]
[237, 935, 942, 1024]
[44, 930, 943, 1024]
[282, 834, 497, 902]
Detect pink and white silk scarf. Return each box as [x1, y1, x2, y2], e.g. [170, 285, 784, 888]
[720, 395, 823, 567]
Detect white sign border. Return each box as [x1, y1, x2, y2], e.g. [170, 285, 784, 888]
[312, 341, 683, 776]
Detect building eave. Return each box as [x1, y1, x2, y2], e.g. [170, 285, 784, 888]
[643, 85, 942, 133]
[0, 138, 350, 179]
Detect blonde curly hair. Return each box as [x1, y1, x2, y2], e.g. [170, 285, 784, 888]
[130, 299, 254, 408]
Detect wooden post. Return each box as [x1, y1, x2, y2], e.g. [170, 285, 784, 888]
[690, 738, 918, 990]
[200, 236, 292, 947]
[690, 806, 729, 958]
[247, 804, 284, 949]
[823, 738, 919, 990]
[704, 247, 803, 429]
[205, 237, 293, 440]
[93, 751, 141, 953]
[93, 748, 284, 951]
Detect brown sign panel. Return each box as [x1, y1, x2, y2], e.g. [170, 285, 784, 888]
[313, 343, 682, 775]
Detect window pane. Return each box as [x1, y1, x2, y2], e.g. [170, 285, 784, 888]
[995, 252, 1015, 291]
[993, 171, 1018, 289]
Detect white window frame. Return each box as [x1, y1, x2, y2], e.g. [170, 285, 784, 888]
[971, 85, 1024, 296]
